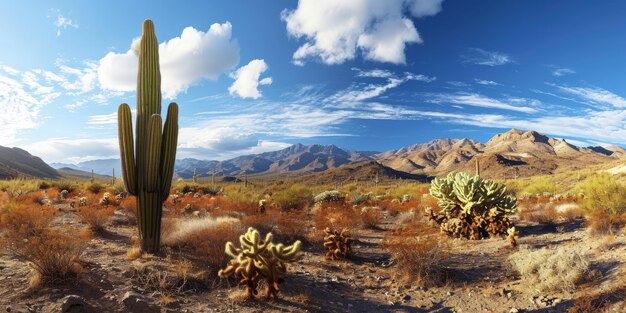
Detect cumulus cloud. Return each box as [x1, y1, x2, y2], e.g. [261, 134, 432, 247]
[98, 22, 240, 99]
[461, 48, 512, 66]
[282, 0, 444, 65]
[228, 59, 272, 99]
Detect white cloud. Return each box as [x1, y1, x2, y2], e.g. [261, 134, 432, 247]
[461, 48, 512, 66]
[330, 70, 435, 103]
[475, 79, 499, 86]
[51, 10, 78, 37]
[282, 0, 444, 65]
[430, 93, 538, 113]
[23, 138, 119, 163]
[552, 67, 575, 77]
[87, 112, 118, 125]
[0, 74, 61, 144]
[557, 86, 626, 108]
[228, 59, 272, 99]
[98, 22, 240, 99]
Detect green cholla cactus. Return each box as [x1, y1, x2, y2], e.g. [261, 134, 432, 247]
[117, 20, 179, 253]
[314, 190, 346, 203]
[192, 168, 198, 183]
[218, 227, 301, 299]
[427, 172, 517, 240]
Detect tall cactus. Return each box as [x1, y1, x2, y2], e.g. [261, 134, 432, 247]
[118, 19, 178, 253]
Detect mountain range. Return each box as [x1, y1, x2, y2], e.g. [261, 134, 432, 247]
[35, 128, 626, 181]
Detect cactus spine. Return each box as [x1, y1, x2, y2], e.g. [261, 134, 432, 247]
[117, 19, 179, 253]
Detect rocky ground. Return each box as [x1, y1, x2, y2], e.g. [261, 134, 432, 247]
[1, 204, 625, 313]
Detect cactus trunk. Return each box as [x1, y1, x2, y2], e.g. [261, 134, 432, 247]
[117, 20, 178, 254]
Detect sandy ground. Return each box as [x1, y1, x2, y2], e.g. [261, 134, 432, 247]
[1, 204, 625, 313]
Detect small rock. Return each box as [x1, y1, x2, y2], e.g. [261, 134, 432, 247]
[121, 291, 158, 313]
[553, 298, 561, 305]
[509, 309, 519, 313]
[402, 295, 411, 301]
[5, 306, 12, 312]
[447, 291, 453, 296]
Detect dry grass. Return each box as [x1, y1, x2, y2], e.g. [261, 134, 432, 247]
[384, 221, 448, 287]
[360, 207, 382, 229]
[161, 216, 244, 274]
[508, 246, 590, 292]
[127, 246, 142, 260]
[272, 184, 312, 210]
[0, 202, 56, 237]
[76, 205, 115, 233]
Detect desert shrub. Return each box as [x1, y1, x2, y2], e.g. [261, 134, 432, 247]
[586, 210, 626, 236]
[0, 179, 41, 198]
[576, 173, 626, 215]
[241, 212, 278, 236]
[351, 193, 371, 205]
[218, 227, 302, 299]
[384, 221, 448, 287]
[518, 204, 560, 225]
[312, 204, 359, 230]
[76, 205, 115, 233]
[508, 246, 589, 292]
[427, 172, 517, 240]
[314, 190, 345, 203]
[38, 181, 51, 190]
[86, 182, 105, 194]
[519, 176, 558, 196]
[53, 180, 76, 193]
[111, 180, 127, 195]
[0, 202, 55, 237]
[386, 184, 429, 201]
[274, 210, 309, 244]
[272, 184, 312, 210]
[360, 207, 382, 229]
[199, 185, 221, 196]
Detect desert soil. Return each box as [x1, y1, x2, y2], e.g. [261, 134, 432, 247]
[1, 204, 625, 313]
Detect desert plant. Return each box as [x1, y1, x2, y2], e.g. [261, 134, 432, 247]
[575, 173, 626, 215]
[427, 172, 517, 240]
[384, 222, 448, 287]
[76, 205, 115, 233]
[117, 20, 179, 253]
[323, 227, 353, 260]
[314, 190, 345, 203]
[351, 193, 371, 205]
[218, 227, 302, 299]
[272, 184, 312, 210]
[508, 246, 589, 292]
[87, 182, 105, 194]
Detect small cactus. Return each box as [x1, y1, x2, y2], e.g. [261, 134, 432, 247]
[218, 227, 301, 299]
[323, 227, 353, 260]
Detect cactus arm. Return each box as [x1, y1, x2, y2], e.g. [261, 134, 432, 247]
[117, 103, 137, 195]
[160, 102, 178, 201]
[145, 114, 162, 193]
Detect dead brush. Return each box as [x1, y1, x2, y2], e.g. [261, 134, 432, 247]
[360, 207, 382, 229]
[323, 227, 353, 260]
[383, 221, 449, 287]
[2, 227, 90, 289]
[0, 202, 56, 237]
[76, 205, 115, 234]
[274, 209, 309, 244]
[586, 210, 626, 236]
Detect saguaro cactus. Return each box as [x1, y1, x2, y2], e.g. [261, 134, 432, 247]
[118, 19, 179, 253]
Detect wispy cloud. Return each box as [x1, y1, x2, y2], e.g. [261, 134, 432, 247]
[428, 93, 538, 113]
[461, 48, 513, 66]
[557, 85, 626, 108]
[475, 79, 499, 86]
[50, 9, 78, 37]
[552, 67, 575, 77]
[329, 69, 435, 103]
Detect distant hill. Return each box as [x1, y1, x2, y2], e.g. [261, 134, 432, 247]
[295, 160, 430, 185]
[378, 129, 624, 179]
[50, 159, 119, 177]
[0, 146, 59, 179]
[56, 167, 111, 181]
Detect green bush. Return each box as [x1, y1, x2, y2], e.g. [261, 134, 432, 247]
[351, 193, 371, 205]
[520, 176, 558, 196]
[273, 185, 312, 210]
[86, 183, 105, 194]
[575, 173, 626, 215]
[314, 190, 345, 203]
[53, 181, 76, 193]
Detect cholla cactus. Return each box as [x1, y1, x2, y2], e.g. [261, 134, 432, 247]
[323, 227, 353, 260]
[99, 192, 111, 205]
[170, 194, 180, 203]
[58, 190, 68, 201]
[427, 172, 517, 240]
[218, 227, 301, 299]
[314, 190, 346, 203]
[507, 227, 518, 246]
[401, 194, 411, 204]
[79, 197, 87, 206]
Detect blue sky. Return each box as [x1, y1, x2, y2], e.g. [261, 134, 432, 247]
[1, 0, 626, 163]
